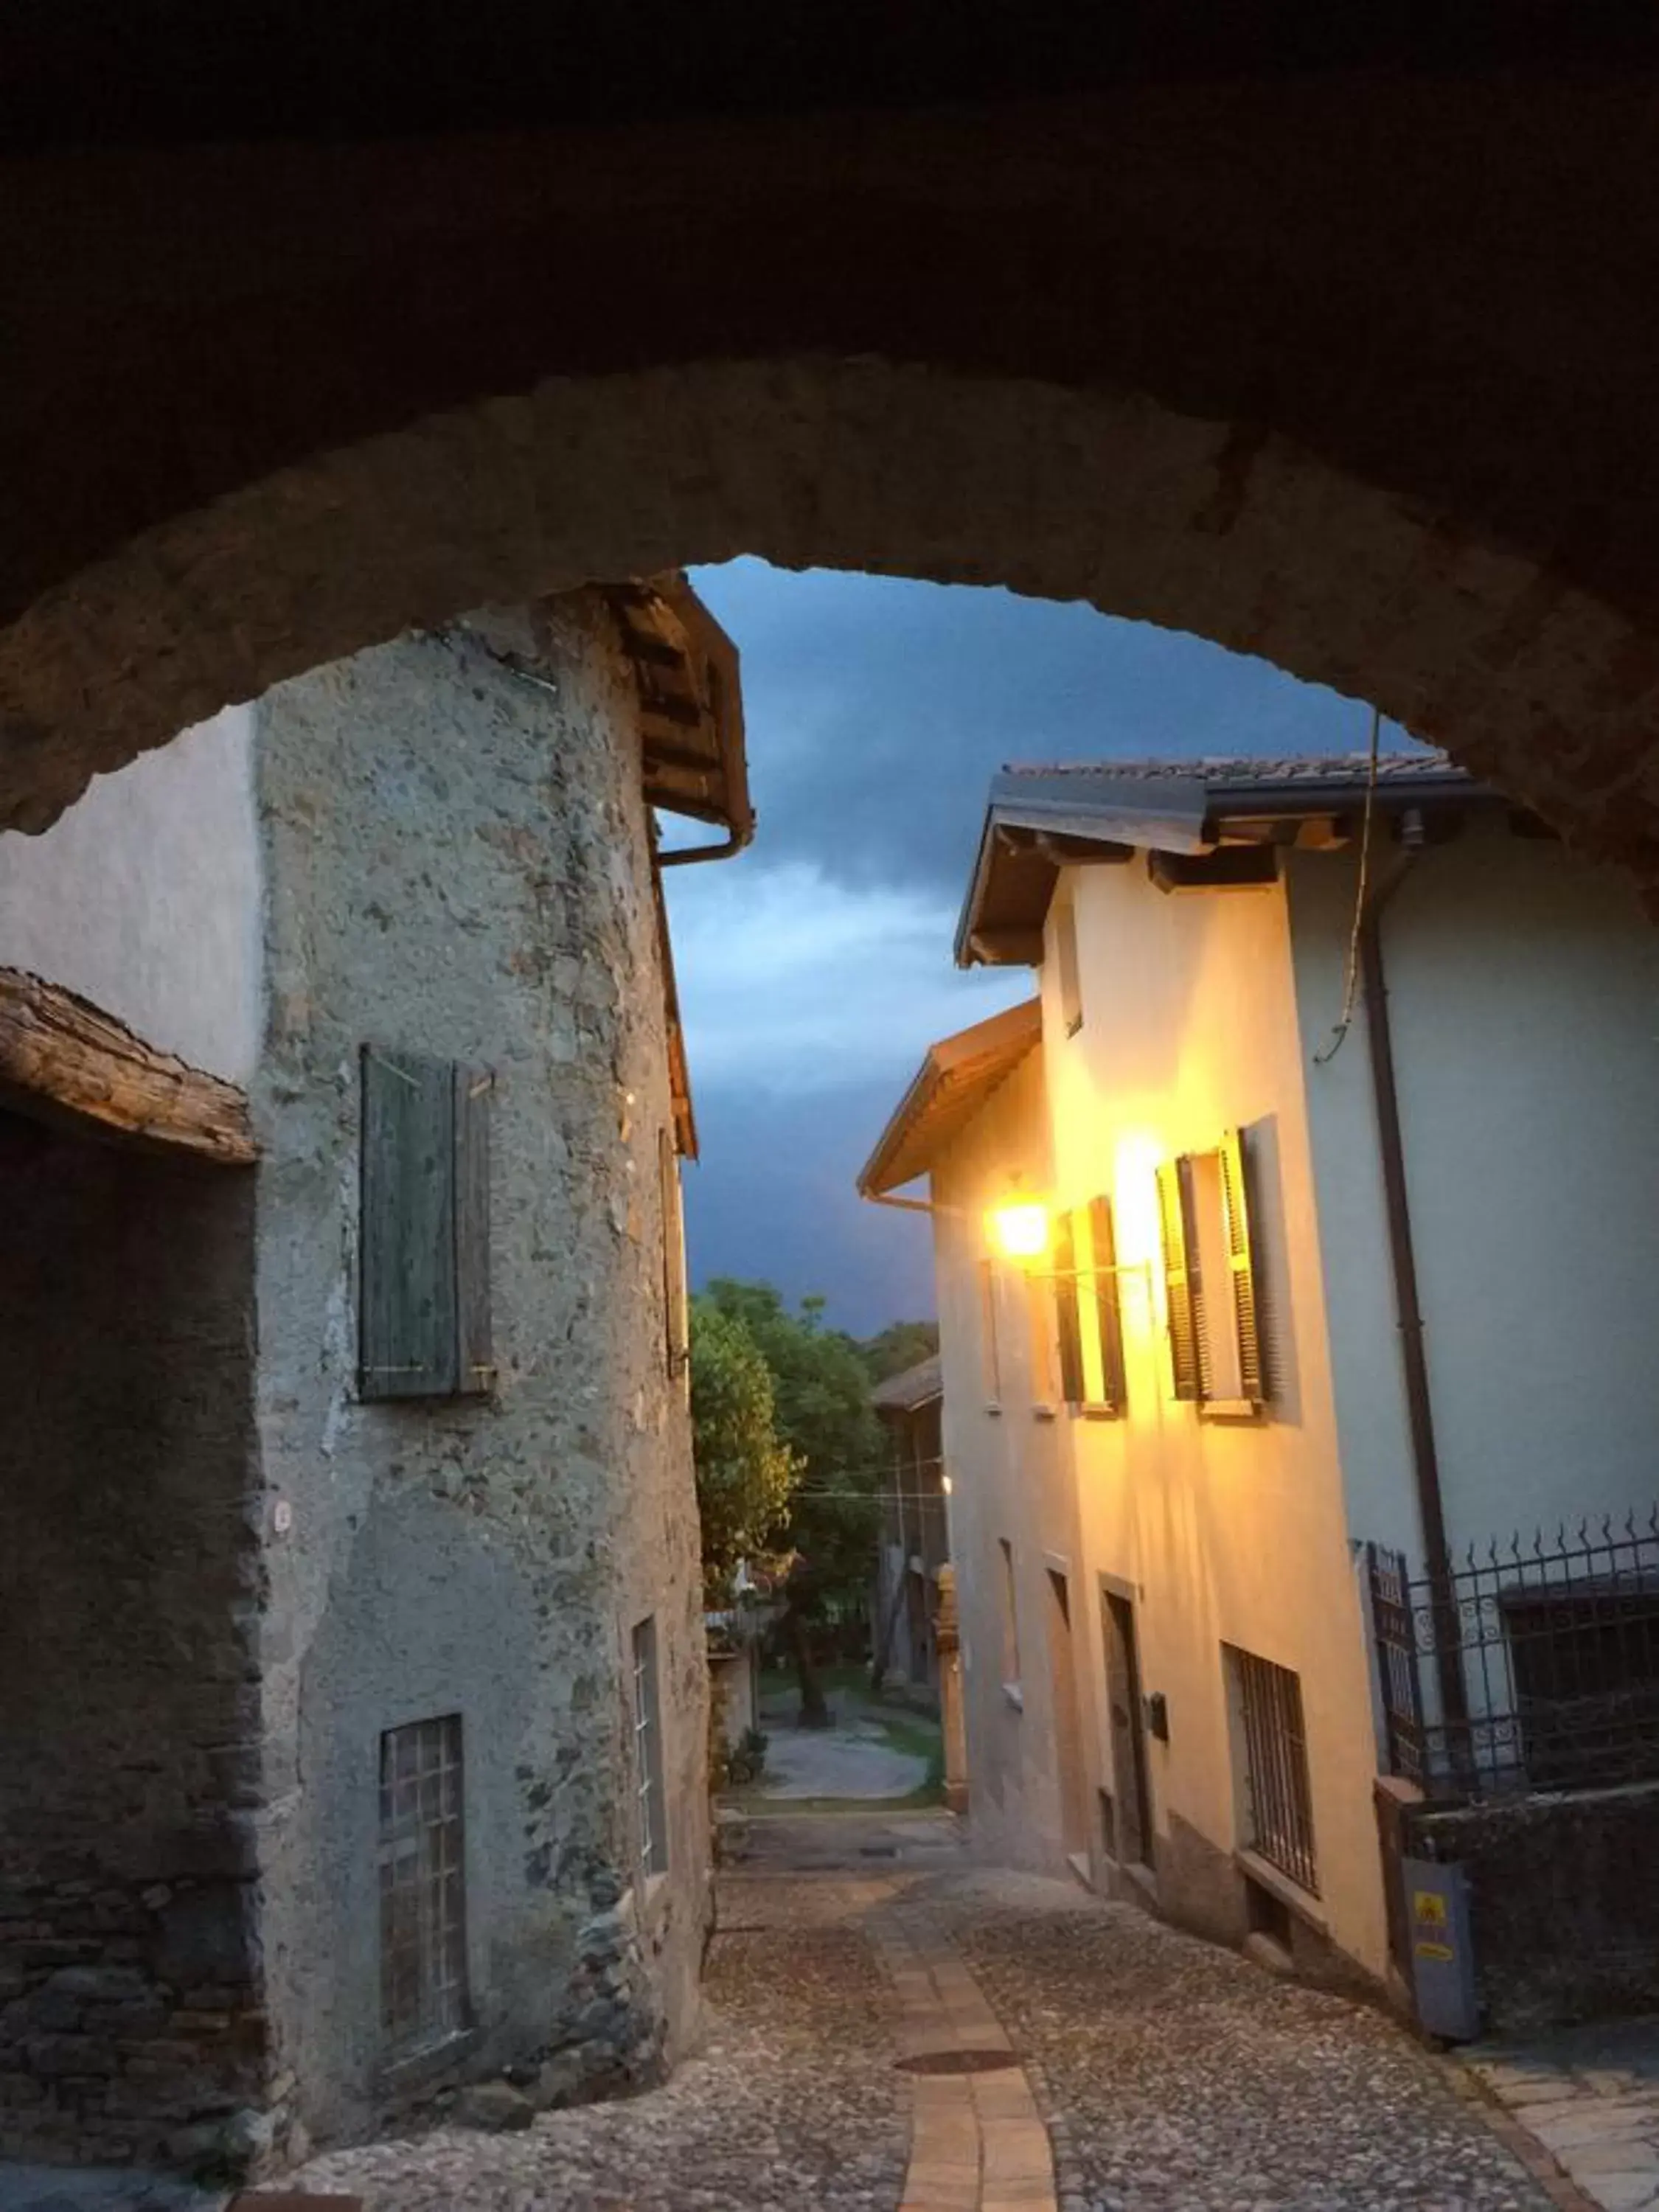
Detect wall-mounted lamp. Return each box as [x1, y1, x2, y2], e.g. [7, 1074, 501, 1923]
[987, 1197, 1052, 1265]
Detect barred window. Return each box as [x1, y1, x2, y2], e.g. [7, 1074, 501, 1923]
[379, 1715, 468, 2053]
[1225, 1646, 1318, 1896]
[633, 1618, 668, 1881]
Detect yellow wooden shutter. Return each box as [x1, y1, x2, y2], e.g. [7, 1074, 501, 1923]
[1219, 1127, 1266, 1405]
[1156, 1159, 1203, 1401]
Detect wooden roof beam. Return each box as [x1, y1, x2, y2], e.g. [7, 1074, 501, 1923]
[0, 967, 256, 1164]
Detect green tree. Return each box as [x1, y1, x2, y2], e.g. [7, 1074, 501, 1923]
[859, 1318, 940, 1384]
[688, 1293, 799, 1607]
[701, 1279, 884, 1725]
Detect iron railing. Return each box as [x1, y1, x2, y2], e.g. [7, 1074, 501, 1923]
[1367, 1512, 1659, 1802]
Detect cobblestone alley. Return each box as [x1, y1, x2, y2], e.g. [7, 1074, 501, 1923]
[260, 1810, 1575, 2212]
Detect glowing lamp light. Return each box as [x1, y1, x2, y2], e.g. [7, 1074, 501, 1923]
[988, 1198, 1051, 1265]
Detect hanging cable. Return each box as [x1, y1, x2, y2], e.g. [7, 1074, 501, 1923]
[1313, 703, 1385, 1066]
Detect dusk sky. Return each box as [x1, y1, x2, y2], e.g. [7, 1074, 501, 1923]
[664, 559, 1399, 1338]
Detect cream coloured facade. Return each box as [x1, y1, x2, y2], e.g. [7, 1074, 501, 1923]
[862, 754, 1659, 2001]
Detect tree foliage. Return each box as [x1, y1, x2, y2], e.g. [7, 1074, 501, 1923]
[687, 1293, 799, 1606]
[699, 1279, 886, 1722]
[859, 1318, 940, 1385]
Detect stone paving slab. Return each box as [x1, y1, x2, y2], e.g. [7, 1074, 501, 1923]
[869, 1899, 1057, 2212]
[1463, 2018, 1659, 2210]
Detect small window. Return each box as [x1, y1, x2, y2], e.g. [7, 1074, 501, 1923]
[1054, 897, 1083, 1037]
[1052, 1198, 1127, 1412]
[977, 1257, 1003, 1402]
[998, 1539, 1022, 1692]
[1053, 1212, 1086, 1407]
[359, 1049, 492, 1399]
[1084, 1196, 1127, 1410]
[1157, 1130, 1267, 1408]
[660, 1127, 689, 1393]
[632, 1618, 669, 1881]
[379, 1715, 468, 2054]
[1225, 1646, 1318, 1896]
[1026, 1272, 1060, 1409]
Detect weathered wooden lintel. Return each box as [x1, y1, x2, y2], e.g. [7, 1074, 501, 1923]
[0, 967, 256, 1164]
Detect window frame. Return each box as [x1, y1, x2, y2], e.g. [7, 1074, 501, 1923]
[358, 1047, 493, 1402]
[1157, 1128, 1267, 1414]
[1053, 894, 1084, 1037]
[378, 1714, 470, 2058]
[631, 1616, 669, 1884]
[1224, 1645, 1319, 1898]
[659, 1125, 689, 1394]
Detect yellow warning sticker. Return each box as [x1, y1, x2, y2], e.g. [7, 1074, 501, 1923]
[1412, 1891, 1448, 1926]
[1415, 1940, 1454, 1962]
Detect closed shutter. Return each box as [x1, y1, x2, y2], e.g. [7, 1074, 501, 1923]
[1089, 1194, 1126, 1411]
[454, 1064, 493, 1393]
[660, 1124, 689, 1390]
[1156, 1159, 1203, 1401]
[1219, 1127, 1266, 1405]
[360, 1048, 492, 1399]
[1054, 1209, 1085, 1407]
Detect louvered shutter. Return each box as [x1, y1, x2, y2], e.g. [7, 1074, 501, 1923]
[360, 1048, 492, 1400]
[1219, 1127, 1267, 1405]
[1054, 1210, 1085, 1407]
[1157, 1159, 1203, 1401]
[1089, 1194, 1126, 1411]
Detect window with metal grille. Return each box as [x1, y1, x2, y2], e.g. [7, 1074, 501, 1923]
[1225, 1646, 1318, 1896]
[632, 1618, 668, 1881]
[379, 1715, 468, 2054]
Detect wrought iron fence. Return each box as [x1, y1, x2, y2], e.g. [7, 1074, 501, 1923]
[1367, 1512, 1659, 1802]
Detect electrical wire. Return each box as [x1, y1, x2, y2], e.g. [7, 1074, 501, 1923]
[1313, 703, 1385, 1067]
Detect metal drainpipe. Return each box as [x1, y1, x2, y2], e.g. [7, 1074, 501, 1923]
[1357, 810, 1471, 1750]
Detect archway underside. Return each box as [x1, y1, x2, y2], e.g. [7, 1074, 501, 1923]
[4, 73, 1659, 873]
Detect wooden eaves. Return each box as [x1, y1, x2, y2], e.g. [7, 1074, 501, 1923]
[0, 967, 256, 1164]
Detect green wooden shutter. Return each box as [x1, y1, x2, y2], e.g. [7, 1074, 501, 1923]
[1089, 1194, 1126, 1411]
[360, 1049, 491, 1400]
[1054, 1209, 1085, 1407]
[1156, 1158, 1203, 1401]
[454, 1064, 493, 1394]
[1219, 1127, 1266, 1405]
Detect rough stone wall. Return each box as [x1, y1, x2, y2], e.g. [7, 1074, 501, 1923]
[0, 1118, 267, 2170]
[247, 597, 709, 2157]
[1411, 1784, 1659, 2039]
[10, 74, 1659, 883]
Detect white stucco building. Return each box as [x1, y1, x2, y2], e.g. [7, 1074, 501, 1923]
[860, 754, 1659, 2017]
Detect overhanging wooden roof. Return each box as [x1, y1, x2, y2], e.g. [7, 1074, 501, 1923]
[0, 967, 256, 1163]
[956, 751, 1504, 967]
[858, 998, 1041, 1197]
[608, 575, 754, 849]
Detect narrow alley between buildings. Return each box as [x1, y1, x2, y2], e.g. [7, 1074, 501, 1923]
[264, 1805, 1563, 2212]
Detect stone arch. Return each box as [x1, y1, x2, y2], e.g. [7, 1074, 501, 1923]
[3, 354, 1655, 872]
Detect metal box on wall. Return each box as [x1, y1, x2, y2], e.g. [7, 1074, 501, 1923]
[1401, 1855, 1479, 2041]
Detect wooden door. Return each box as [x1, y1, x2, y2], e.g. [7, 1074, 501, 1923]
[1103, 1589, 1152, 1866]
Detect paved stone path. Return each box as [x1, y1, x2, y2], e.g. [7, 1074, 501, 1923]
[1463, 2019, 1659, 2211]
[759, 1717, 930, 1802]
[868, 1902, 1057, 2211]
[250, 1818, 1597, 2211]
